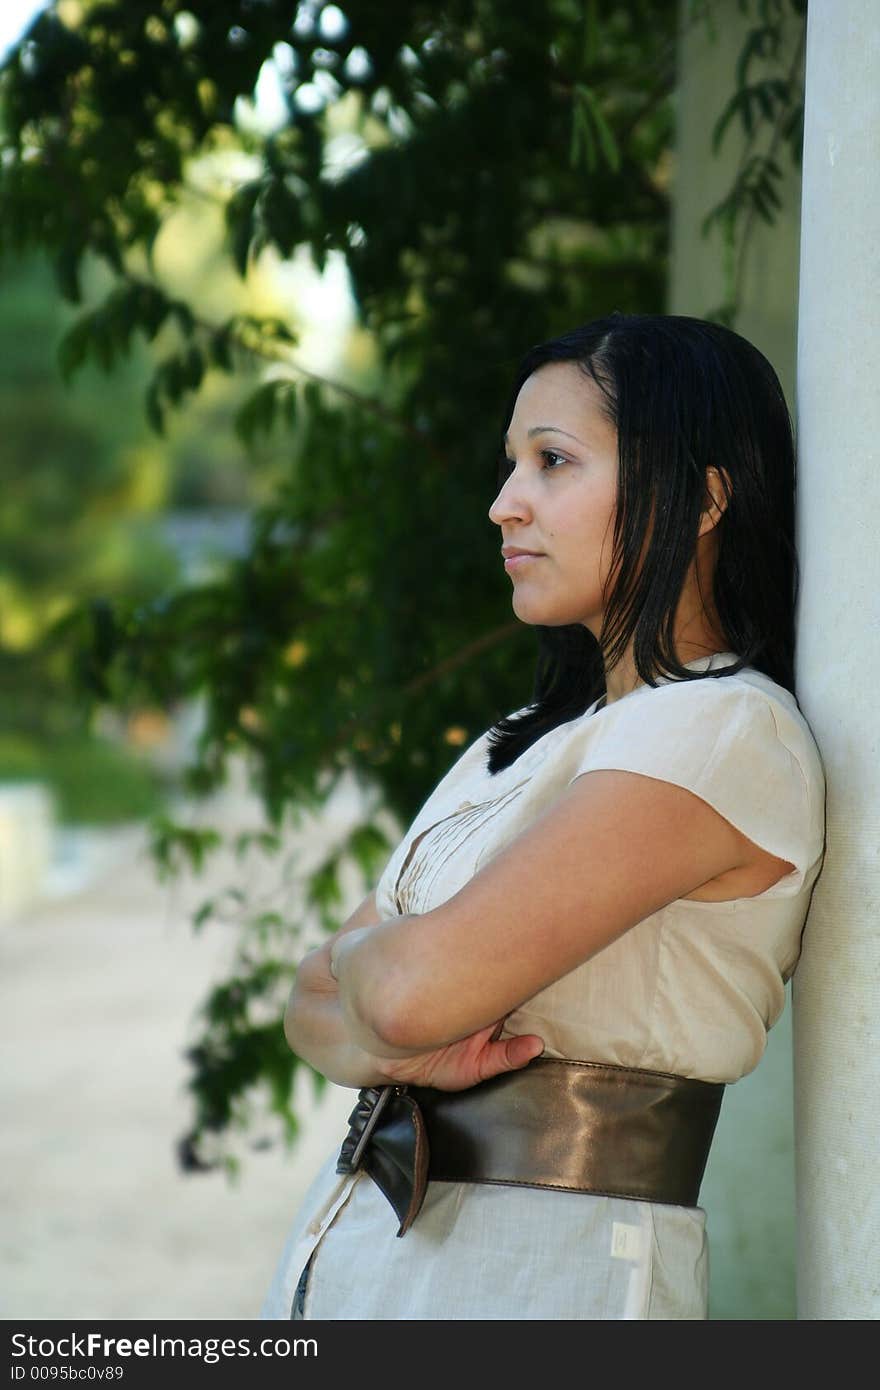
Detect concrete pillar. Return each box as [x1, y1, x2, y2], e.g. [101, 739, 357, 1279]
[0, 784, 54, 923]
[793, 0, 880, 1321]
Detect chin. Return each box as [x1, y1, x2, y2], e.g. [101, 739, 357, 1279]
[510, 593, 546, 624]
[511, 597, 575, 627]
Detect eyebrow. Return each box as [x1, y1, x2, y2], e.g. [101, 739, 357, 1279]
[503, 425, 586, 446]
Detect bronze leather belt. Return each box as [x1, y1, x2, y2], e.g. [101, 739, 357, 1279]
[335, 1057, 725, 1236]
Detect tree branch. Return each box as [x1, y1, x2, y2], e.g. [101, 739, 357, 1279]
[732, 18, 806, 308]
[328, 620, 522, 756]
[121, 270, 451, 465]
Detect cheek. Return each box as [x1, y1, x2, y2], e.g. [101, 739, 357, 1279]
[557, 492, 615, 556]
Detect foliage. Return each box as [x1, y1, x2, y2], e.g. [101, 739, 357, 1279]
[0, 250, 180, 822]
[699, 0, 808, 322]
[0, 730, 167, 823]
[0, 244, 274, 819]
[0, 0, 807, 1167]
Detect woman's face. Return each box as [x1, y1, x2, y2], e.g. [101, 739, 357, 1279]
[489, 361, 620, 638]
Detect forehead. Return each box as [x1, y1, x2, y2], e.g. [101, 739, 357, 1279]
[507, 362, 614, 442]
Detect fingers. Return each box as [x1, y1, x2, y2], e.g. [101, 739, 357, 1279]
[482, 1033, 544, 1078]
[506, 1034, 545, 1067]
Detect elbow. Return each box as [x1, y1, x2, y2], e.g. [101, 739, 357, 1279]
[341, 917, 453, 1051]
[365, 999, 418, 1052]
[343, 978, 407, 1051]
[345, 966, 438, 1052]
[360, 978, 448, 1051]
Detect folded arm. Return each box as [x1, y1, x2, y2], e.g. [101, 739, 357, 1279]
[330, 768, 794, 1052]
[284, 888, 412, 1087]
[285, 890, 543, 1089]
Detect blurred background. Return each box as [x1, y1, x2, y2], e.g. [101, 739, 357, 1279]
[0, 0, 808, 1319]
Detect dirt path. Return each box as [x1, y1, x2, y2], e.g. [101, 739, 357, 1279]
[1, 808, 361, 1321]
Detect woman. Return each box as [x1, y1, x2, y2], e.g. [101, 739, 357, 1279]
[260, 312, 826, 1320]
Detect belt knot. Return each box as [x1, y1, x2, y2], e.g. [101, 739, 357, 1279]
[336, 1084, 430, 1236]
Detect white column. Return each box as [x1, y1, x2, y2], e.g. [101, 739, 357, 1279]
[0, 784, 54, 923]
[794, 0, 880, 1321]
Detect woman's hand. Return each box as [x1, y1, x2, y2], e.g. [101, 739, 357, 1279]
[290, 906, 544, 1091]
[328, 923, 375, 980]
[329, 920, 546, 1080]
[370, 1019, 544, 1092]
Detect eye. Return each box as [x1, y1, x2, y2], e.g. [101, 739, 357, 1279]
[496, 450, 568, 488]
[540, 449, 567, 471]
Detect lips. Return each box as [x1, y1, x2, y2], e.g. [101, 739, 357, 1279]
[501, 547, 544, 559]
[503, 551, 544, 572]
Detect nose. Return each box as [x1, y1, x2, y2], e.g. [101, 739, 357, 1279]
[488, 467, 534, 527]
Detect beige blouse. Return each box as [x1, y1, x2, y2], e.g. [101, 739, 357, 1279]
[260, 652, 826, 1320]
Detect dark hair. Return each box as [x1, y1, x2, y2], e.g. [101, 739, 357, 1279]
[485, 311, 798, 774]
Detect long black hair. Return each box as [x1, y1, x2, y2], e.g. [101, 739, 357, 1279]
[485, 311, 799, 775]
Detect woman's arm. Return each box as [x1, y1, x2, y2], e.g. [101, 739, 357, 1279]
[330, 768, 790, 1051]
[284, 889, 396, 1088]
[285, 890, 544, 1089]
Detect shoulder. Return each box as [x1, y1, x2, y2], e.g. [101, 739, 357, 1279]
[685, 669, 825, 809]
[587, 669, 824, 800]
[555, 668, 826, 891]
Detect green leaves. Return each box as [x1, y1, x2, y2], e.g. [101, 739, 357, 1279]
[57, 281, 192, 383]
[701, 153, 784, 239]
[151, 815, 223, 880]
[307, 856, 345, 934]
[699, 0, 806, 323]
[569, 83, 621, 174]
[346, 820, 395, 884]
[179, 956, 302, 1169]
[145, 345, 205, 434]
[712, 78, 794, 152]
[234, 377, 297, 445]
[226, 179, 263, 277]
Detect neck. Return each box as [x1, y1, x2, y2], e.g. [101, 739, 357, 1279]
[602, 636, 732, 708]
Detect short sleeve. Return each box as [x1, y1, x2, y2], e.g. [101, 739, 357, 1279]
[568, 677, 824, 898]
